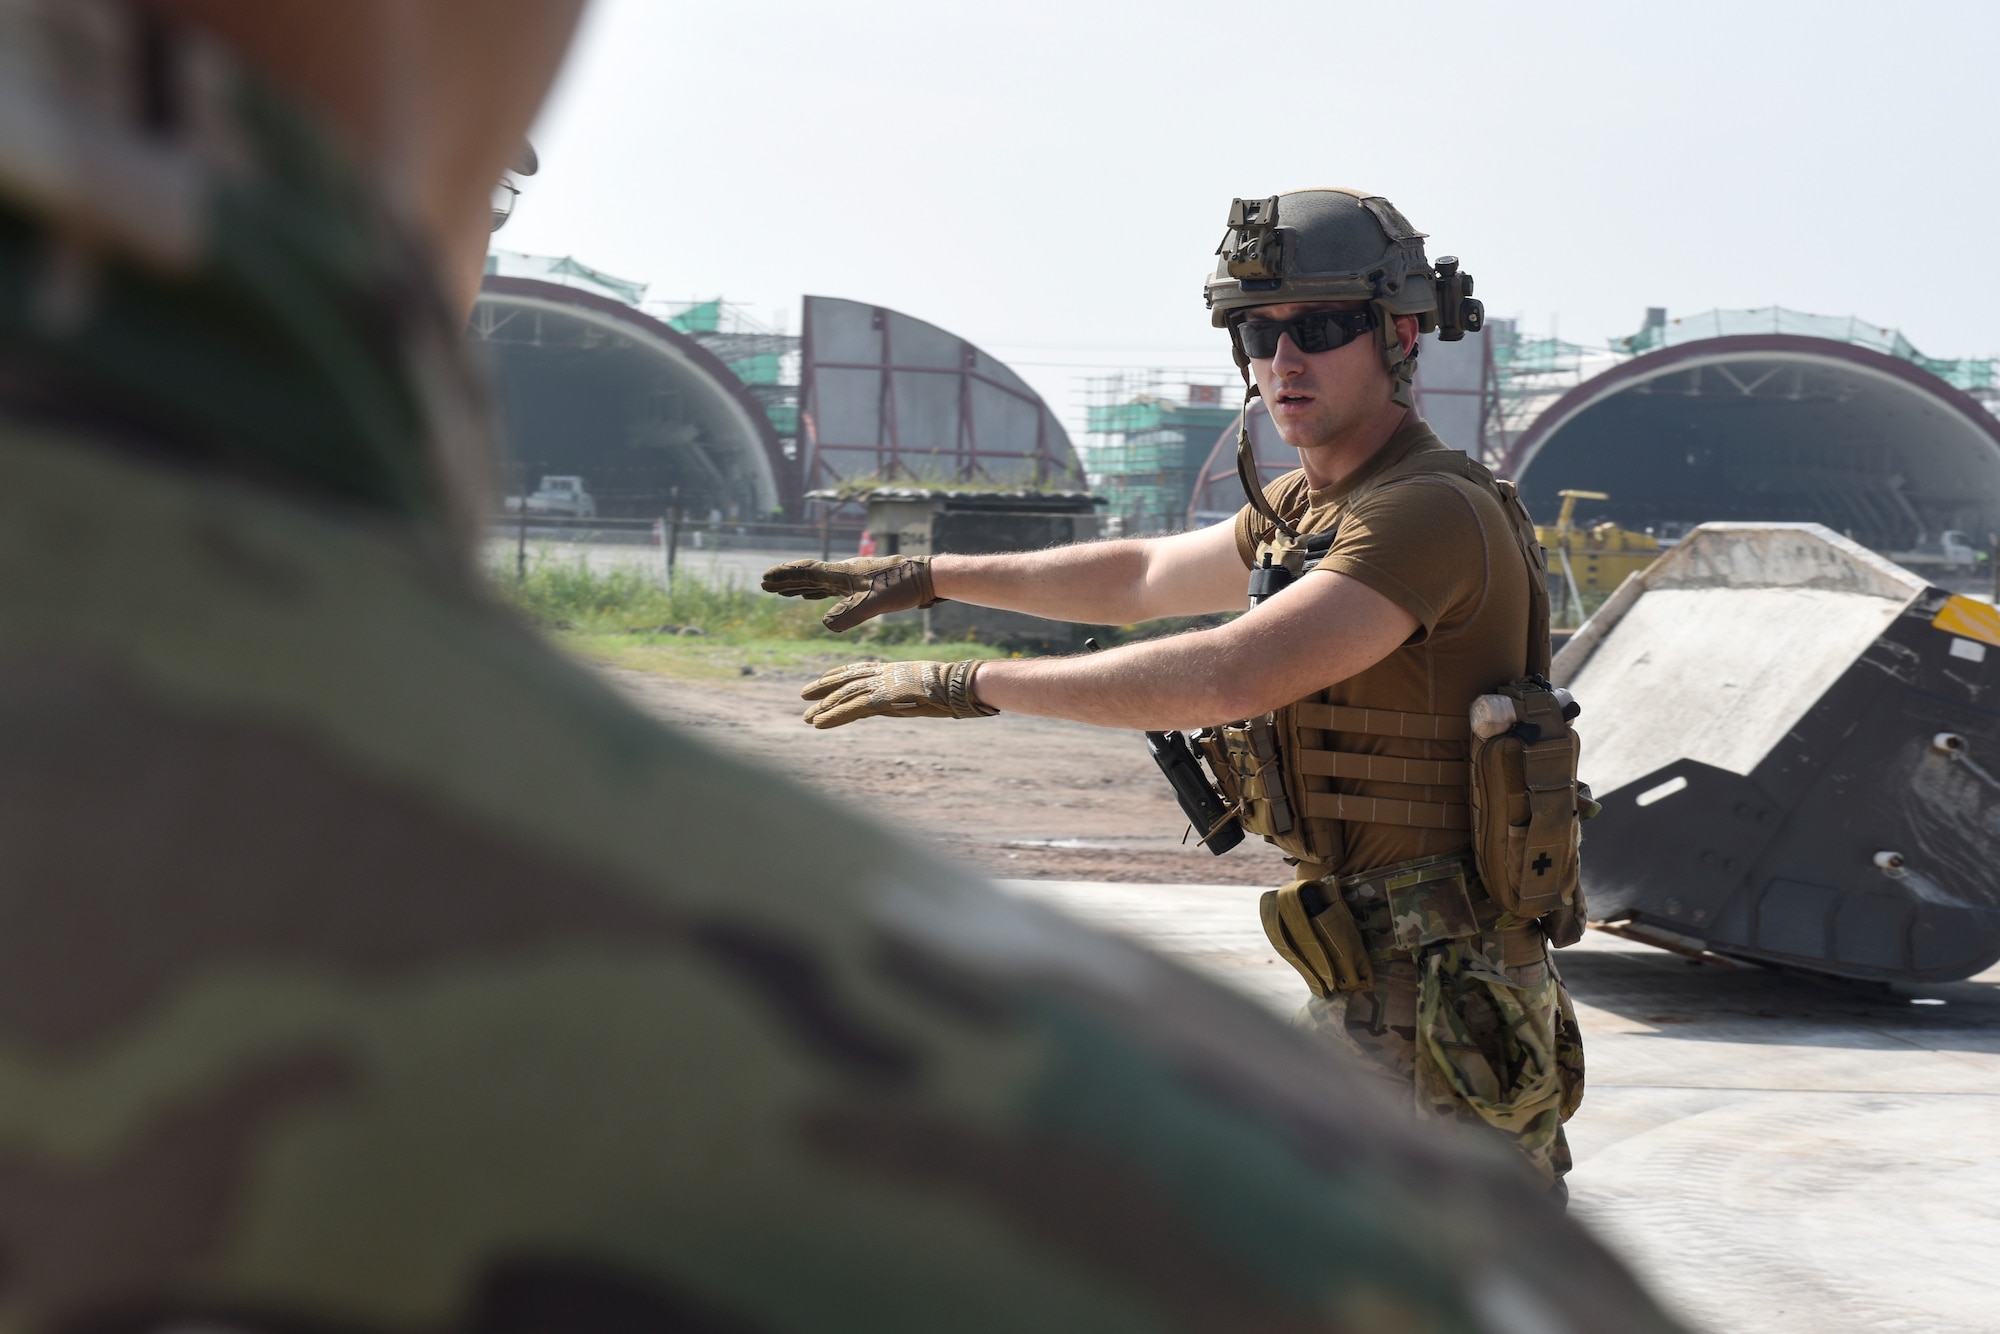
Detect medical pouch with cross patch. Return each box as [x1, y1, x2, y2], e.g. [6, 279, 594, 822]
[1469, 678, 1583, 919]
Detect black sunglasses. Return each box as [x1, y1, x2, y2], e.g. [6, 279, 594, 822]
[1233, 307, 1378, 359]
[491, 178, 520, 233]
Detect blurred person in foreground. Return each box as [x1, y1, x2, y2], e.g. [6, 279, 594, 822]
[0, 1, 1684, 1329]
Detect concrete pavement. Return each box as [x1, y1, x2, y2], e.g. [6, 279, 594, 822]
[998, 878, 2000, 1334]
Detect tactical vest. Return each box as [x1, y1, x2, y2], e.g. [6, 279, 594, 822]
[1199, 441, 1590, 941]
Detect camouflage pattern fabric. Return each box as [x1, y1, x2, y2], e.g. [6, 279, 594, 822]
[0, 4, 1685, 1330]
[1295, 858, 1585, 1181]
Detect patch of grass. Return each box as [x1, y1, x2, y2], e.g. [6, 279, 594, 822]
[487, 549, 1243, 679]
[486, 552, 1012, 678]
[496, 556, 836, 641]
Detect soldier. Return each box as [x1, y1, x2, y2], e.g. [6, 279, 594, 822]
[0, 0, 1676, 1321]
[767, 189, 1588, 1199]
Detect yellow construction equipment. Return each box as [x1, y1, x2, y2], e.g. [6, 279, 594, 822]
[1536, 490, 1661, 623]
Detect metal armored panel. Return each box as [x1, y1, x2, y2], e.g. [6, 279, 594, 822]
[798, 296, 1082, 489]
[1557, 523, 2000, 982]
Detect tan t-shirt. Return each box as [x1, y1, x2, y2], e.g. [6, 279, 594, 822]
[1233, 418, 1531, 877]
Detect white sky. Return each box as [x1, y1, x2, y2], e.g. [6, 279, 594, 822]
[502, 0, 2000, 429]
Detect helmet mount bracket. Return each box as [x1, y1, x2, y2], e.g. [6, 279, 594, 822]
[1219, 196, 1289, 283]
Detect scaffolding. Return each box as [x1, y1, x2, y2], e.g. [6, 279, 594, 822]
[1485, 318, 1624, 458]
[1079, 370, 1239, 534]
[1613, 306, 2000, 401]
[649, 298, 802, 454]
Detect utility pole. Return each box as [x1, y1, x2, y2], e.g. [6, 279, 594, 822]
[514, 461, 529, 583]
[665, 486, 680, 591]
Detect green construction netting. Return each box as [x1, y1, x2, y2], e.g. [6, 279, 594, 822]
[1085, 398, 1238, 436]
[483, 250, 648, 305]
[1495, 336, 1589, 377]
[666, 299, 723, 334]
[726, 353, 782, 384]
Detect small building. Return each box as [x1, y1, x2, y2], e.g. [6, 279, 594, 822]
[810, 487, 1103, 649]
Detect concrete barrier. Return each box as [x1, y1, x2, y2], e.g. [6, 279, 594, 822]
[1554, 522, 2000, 982]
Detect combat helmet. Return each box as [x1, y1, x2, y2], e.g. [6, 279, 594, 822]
[1206, 188, 1483, 534]
[1205, 188, 1483, 407]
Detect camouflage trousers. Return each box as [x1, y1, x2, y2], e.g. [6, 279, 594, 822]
[1290, 856, 1585, 1182]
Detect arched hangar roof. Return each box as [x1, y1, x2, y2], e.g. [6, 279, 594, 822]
[471, 276, 794, 516]
[1507, 334, 2000, 549]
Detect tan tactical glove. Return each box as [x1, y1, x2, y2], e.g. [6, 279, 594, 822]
[760, 555, 942, 632]
[800, 660, 998, 729]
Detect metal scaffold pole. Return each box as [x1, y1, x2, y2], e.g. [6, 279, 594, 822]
[515, 462, 529, 584]
[665, 486, 680, 591]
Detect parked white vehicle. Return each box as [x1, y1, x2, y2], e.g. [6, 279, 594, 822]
[504, 475, 597, 519]
[1885, 529, 1982, 570]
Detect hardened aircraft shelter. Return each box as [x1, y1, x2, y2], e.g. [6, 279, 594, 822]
[472, 256, 793, 519]
[797, 296, 1082, 492]
[1187, 309, 2000, 551]
[1507, 310, 2000, 553]
[471, 257, 1081, 520]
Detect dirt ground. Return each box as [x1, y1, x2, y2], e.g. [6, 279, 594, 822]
[600, 662, 1296, 886]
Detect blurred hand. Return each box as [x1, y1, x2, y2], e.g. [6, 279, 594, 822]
[761, 555, 940, 632]
[800, 660, 997, 729]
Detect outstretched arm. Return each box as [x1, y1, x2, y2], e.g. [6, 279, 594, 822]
[764, 521, 1245, 631]
[930, 520, 1245, 624]
[800, 569, 1418, 731]
[970, 569, 1418, 730]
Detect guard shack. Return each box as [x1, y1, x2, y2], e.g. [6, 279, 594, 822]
[812, 487, 1104, 649]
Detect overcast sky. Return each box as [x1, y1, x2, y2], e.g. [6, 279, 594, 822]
[501, 0, 1997, 424]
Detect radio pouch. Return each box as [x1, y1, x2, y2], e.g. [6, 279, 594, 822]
[1468, 678, 1583, 919]
[1259, 879, 1372, 997]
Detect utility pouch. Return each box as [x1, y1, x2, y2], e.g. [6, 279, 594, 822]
[1211, 715, 1295, 840]
[1259, 878, 1372, 997]
[1468, 679, 1583, 919]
